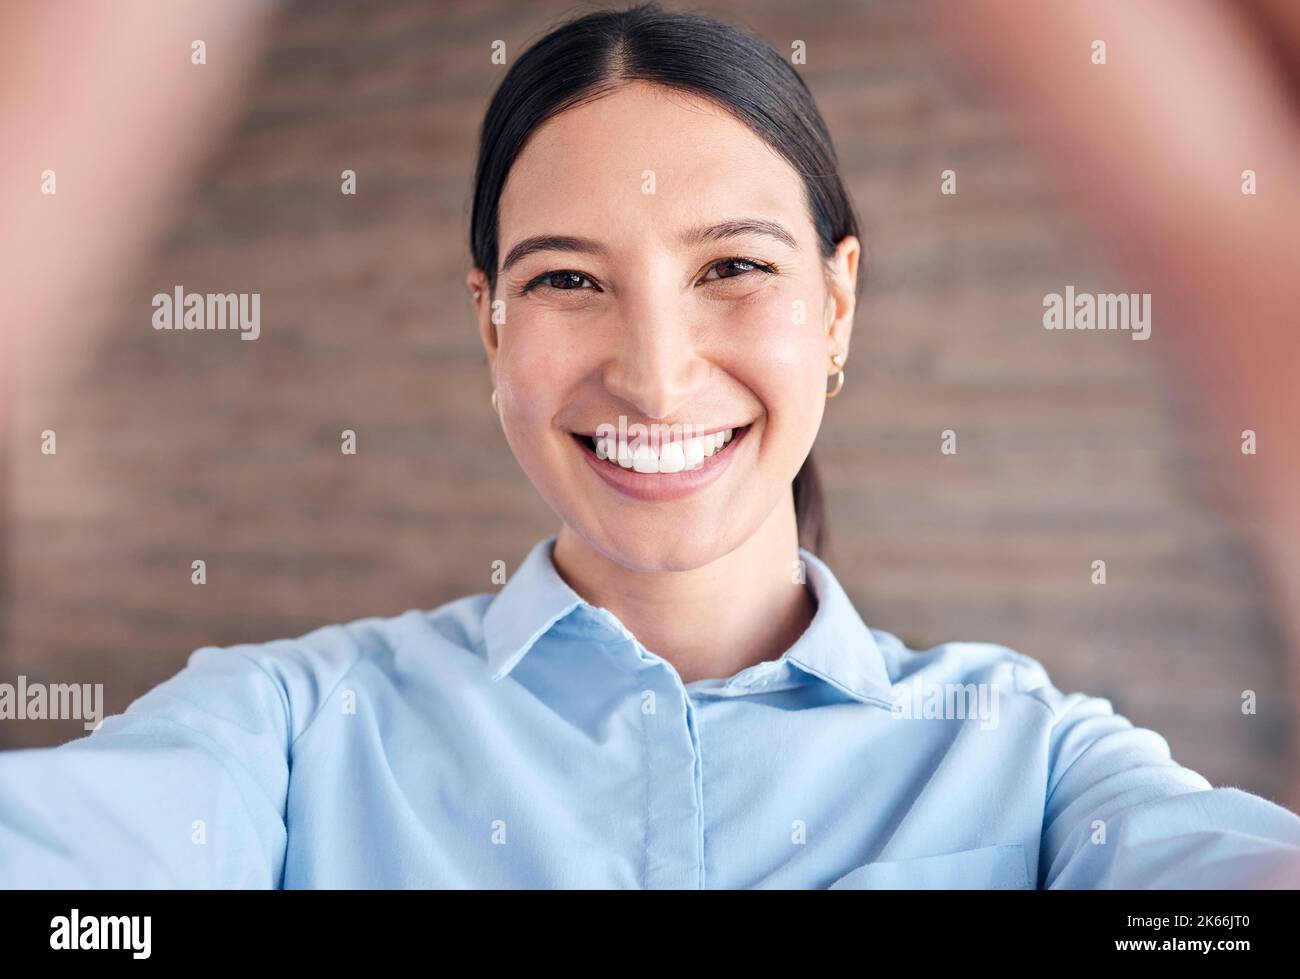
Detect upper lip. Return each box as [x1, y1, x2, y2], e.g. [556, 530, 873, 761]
[570, 422, 749, 439]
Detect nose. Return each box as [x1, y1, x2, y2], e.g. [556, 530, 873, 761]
[600, 292, 711, 421]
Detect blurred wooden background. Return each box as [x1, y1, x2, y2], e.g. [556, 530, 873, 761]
[1, 0, 1291, 802]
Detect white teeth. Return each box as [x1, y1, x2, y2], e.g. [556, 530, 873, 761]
[683, 437, 705, 468]
[587, 427, 740, 473]
[658, 441, 686, 473]
[631, 442, 657, 473]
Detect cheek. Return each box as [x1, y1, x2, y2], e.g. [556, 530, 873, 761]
[497, 318, 575, 418]
[493, 311, 616, 509]
[718, 284, 826, 429]
[493, 324, 574, 471]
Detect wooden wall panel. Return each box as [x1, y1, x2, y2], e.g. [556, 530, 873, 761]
[2, 0, 1290, 802]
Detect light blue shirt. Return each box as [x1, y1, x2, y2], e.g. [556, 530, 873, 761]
[3, 534, 1299, 888]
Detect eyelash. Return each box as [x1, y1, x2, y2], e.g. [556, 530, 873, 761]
[518, 257, 778, 295]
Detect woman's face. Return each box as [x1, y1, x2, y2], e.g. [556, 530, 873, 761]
[472, 81, 858, 572]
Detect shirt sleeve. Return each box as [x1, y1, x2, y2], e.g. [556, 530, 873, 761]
[1032, 670, 1300, 888]
[0, 645, 292, 888]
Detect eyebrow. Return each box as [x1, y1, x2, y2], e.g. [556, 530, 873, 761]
[678, 218, 798, 251]
[498, 218, 798, 276]
[500, 235, 608, 276]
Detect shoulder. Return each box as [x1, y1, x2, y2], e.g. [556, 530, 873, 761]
[868, 626, 1099, 723]
[866, 626, 1207, 791]
[163, 592, 496, 743]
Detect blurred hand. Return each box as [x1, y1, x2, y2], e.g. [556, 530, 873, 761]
[0, 0, 275, 450]
[933, 0, 1300, 807]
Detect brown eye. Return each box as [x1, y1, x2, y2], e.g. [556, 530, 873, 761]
[716, 259, 756, 278]
[545, 271, 592, 290]
[517, 269, 602, 299]
[701, 258, 774, 283]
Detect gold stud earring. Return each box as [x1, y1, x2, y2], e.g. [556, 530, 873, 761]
[491, 388, 498, 412]
[826, 353, 845, 399]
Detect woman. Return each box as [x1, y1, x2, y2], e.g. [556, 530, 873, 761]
[3, 2, 1299, 889]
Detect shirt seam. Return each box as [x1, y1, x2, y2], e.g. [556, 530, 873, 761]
[1004, 652, 1063, 720]
[228, 649, 294, 751]
[294, 653, 366, 755]
[230, 641, 369, 756]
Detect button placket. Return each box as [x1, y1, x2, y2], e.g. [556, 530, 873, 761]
[634, 651, 706, 889]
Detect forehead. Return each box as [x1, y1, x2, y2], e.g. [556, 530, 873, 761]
[497, 81, 811, 250]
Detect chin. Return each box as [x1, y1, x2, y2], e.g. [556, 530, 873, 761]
[580, 514, 753, 573]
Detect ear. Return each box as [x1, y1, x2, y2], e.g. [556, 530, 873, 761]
[467, 267, 497, 368]
[823, 236, 860, 371]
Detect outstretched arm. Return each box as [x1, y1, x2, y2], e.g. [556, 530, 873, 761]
[1035, 680, 1300, 887]
[0, 646, 290, 887]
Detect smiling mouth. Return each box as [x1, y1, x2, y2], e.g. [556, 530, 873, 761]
[570, 424, 751, 474]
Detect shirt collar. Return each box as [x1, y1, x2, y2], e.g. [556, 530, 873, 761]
[482, 535, 894, 708]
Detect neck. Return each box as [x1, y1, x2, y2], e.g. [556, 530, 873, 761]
[551, 498, 816, 683]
